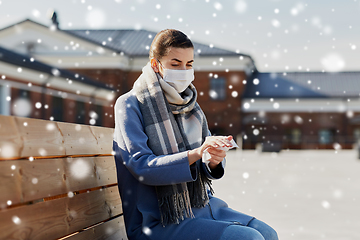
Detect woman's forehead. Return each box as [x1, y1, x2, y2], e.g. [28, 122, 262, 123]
[163, 47, 194, 61]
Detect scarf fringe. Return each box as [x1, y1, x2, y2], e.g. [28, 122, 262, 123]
[158, 191, 195, 226]
[188, 170, 210, 208]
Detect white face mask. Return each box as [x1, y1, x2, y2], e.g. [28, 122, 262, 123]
[158, 60, 195, 93]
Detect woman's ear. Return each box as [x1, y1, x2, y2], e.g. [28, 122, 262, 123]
[150, 58, 159, 73]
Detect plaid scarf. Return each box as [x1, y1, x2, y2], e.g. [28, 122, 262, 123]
[133, 62, 212, 225]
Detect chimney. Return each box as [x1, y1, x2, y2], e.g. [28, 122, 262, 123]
[51, 11, 59, 29]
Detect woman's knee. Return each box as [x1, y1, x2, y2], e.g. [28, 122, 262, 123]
[220, 225, 265, 240]
[247, 219, 278, 240]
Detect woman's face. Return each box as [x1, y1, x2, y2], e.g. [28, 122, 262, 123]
[151, 47, 194, 78]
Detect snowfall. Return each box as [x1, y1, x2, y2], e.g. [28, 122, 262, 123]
[212, 149, 360, 240]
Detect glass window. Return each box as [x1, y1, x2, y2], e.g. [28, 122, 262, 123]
[12, 89, 32, 117]
[290, 128, 301, 144]
[94, 104, 103, 126]
[318, 129, 334, 144]
[89, 104, 103, 126]
[210, 77, 226, 100]
[354, 128, 360, 142]
[75, 101, 85, 124]
[51, 96, 63, 122]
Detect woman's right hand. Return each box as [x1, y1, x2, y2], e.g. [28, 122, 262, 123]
[187, 135, 233, 165]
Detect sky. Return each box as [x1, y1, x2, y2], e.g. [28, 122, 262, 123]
[0, 0, 359, 72]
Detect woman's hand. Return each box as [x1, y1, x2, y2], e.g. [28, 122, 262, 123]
[205, 147, 227, 169]
[187, 135, 233, 166]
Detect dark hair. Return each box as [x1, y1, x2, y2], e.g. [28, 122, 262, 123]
[149, 29, 194, 60]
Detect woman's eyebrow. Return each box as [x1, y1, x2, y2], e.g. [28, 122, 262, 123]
[171, 58, 194, 63]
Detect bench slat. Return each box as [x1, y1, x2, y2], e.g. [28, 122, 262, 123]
[0, 186, 122, 240]
[14, 116, 66, 158]
[89, 125, 115, 155]
[0, 115, 24, 159]
[0, 156, 117, 206]
[0, 161, 22, 207]
[57, 121, 100, 156]
[66, 216, 128, 240]
[0, 115, 115, 160]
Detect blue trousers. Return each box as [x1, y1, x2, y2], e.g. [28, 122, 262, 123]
[219, 218, 278, 240]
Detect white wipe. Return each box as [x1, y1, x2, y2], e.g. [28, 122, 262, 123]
[202, 138, 239, 164]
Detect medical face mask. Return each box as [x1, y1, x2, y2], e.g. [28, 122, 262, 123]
[157, 60, 195, 93]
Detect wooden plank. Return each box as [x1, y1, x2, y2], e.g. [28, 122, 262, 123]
[94, 156, 117, 187]
[14, 116, 65, 158]
[0, 115, 23, 160]
[19, 158, 67, 203]
[57, 122, 100, 156]
[0, 156, 117, 206]
[0, 161, 22, 209]
[66, 216, 128, 240]
[89, 125, 115, 155]
[63, 156, 117, 194]
[0, 186, 122, 240]
[0, 115, 115, 159]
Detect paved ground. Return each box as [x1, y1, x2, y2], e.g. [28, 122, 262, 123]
[211, 149, 360, 240]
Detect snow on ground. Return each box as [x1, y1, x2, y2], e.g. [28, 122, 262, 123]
[212, 149, 360, 240]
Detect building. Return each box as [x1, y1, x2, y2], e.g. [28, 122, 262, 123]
[242, 71, 360, 150]
[0, 46, 115, 126]
[0, 18, 255, 136]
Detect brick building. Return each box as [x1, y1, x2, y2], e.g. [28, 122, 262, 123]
[0, 46, 115, 126]
[242, 71, 360, 150]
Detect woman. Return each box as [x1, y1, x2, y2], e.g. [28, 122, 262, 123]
[113, 29, 278, 240]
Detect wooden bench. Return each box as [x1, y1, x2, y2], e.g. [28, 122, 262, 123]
[0, 115, 128, 240]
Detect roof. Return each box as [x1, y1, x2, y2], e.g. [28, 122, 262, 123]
[0, 45, 114, 91]
[1, 18, 252, 59]
[66, 28, 249, 58]
[243, 71, 360, 99]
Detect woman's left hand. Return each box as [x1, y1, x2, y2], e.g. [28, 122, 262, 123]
[206, 147, 227, 169]
[187, 135, 232, 167]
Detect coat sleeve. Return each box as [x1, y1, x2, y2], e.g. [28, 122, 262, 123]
[113, 93, 197, 186]
[202, 161, 225, 180]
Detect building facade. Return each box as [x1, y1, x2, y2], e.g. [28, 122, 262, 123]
[242, 72, 360, 150]
[0, 46, 115, 127]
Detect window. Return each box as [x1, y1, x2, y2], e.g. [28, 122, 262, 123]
[354, 128, 360, 142]
[318, 129, 334, 144]
[75, 101, 85, 124]
[52, 96, 63, 122]
[19, 89, 30, 98]
[12, 89, 32, 117]
[288, 128, 301, 144]
[89, 104, 103, 126]
[94, 104, 103, 126]
[210, 77, 226, 100]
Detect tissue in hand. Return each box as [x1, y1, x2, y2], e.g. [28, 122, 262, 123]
[202, 138, 239, 164]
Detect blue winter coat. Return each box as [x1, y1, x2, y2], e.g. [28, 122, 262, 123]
[113, 90, 254, 240]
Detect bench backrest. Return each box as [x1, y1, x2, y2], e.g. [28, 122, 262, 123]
[0, 115, 127, 240]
